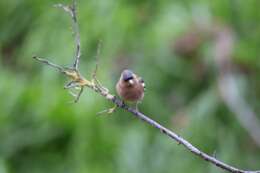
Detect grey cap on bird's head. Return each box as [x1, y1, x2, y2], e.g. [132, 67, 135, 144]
[122, 69, 134, 81]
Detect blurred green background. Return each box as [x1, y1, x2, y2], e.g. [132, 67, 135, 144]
[0, 0, 259, 173]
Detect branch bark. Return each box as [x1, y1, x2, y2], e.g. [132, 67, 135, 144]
[33, 1, 260, 173]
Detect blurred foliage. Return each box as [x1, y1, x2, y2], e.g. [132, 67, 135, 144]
[0, 0, 260, 173]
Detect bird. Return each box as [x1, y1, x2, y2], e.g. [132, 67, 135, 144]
[98, 69, 145, 114]
[116, 69, 145, 110]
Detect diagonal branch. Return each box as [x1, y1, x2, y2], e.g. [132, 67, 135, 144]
[33, 1, 260, 173]
[106, 94, 260, 173]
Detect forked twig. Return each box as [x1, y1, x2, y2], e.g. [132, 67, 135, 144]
[33, 1, 260, 173]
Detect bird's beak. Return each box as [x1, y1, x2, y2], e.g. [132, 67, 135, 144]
[129, 79, 134, 85]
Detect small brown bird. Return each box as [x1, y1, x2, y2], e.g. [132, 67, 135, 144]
[98, 69, 145, 114]
[116, 69, 145, 110]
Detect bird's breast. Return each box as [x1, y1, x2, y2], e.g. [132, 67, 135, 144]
[116, 82, 144, 102]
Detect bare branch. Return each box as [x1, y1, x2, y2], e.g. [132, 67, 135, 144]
[108, 95, 260, 173]
[55, 0, 81, 70]
[81, 83, 260, 173]
[32, 56, 65, 72]
[33, 1, 260, 173]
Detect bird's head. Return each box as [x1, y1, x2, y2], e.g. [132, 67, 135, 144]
[121, 69, 135, 84]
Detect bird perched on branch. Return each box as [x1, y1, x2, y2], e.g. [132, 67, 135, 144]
[116, 69, 145, 110]
[98, 69, 145, 114]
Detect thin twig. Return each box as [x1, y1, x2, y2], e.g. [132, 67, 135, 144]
[33, 1, 260, 173]
[74, 87, 84, 103]
[64, 81, 77, 89]
[92, 40, 102, 80]
[55, 0, 81, 70]
[32, 56, 65, 72]
[92, 40, 107, 92]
